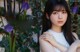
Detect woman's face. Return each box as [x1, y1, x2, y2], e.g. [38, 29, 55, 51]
[49, 6, 68, 27]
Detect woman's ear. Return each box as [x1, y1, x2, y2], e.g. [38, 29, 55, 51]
[46, 13, 49, 19]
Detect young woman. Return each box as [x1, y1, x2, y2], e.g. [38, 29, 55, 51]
[39, 0, 80, 52]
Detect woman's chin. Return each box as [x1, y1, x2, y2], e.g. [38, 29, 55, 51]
[56, 24, 64, 27]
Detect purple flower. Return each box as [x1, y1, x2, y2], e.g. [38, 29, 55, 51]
[4, 24, 13, 33]
[72, 6, 78, 14]
[21, 1, 30, 10]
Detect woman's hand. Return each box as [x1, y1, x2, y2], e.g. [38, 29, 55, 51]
[40, 32, 57, 45]
[39, 32, 57, 52]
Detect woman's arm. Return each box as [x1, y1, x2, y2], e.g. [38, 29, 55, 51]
[39, 32, 68, 52]
[67, 40, 80, 52]
[39, 31, 68, 52]
[66, 32, 80, 52]
[41, 32, 80, 52]
[76, 47, 80, 52]
[72, 32, 79, 40]
[39, 36, 56, 52]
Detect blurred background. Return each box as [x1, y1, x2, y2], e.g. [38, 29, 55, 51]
[0, 0, 80, 52]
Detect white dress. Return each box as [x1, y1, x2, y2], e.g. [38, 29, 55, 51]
[47, 29, 70, 52]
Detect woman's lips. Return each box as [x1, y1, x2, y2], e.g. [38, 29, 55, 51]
[57, 21, 63, 23]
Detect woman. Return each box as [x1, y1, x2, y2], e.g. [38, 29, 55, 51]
[39, 0, 80, 52]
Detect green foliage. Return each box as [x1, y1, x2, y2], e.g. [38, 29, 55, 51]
[0, 0, 43, 52]
[0, 7, 4, 16]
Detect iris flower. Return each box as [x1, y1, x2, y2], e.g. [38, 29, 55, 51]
[4, 24, 13, 33]
[21, 1, 30, 10]
[72, 6, 78, 14]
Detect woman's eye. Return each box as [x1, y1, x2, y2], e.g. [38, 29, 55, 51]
[62, 11, 67, 13]
[52, 12, 57, 14]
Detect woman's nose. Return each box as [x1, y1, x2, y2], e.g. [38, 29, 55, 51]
[58, 13, 62, 19]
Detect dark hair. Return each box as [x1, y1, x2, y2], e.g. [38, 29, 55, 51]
[42, 0, 75, 45]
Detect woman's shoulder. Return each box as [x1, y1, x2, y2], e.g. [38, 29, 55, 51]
[39, 32, 46, 41]
[39, 31, 49, 40]
[72, 32, 79, 40]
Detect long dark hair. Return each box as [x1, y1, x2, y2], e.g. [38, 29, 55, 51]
[42, 0, 75, 45]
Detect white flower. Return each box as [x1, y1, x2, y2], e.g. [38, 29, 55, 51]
[0, 47, 5, 52]
[0, 34, 3, 41]
[0, 16, 8, 29]
[31, 26, 35, 29]
[32, 32, 38, 43]
[26, 8, 32, 15]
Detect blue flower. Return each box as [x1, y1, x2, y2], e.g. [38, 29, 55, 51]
[21, 1, 30, 10]
[72, 6, 78, 14]
[4, 24, 13, 33]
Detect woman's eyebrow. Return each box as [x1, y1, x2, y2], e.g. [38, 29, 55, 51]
[53, 9, 66, 12]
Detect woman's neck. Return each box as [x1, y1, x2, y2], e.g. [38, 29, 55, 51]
[51, 25, 62, 33]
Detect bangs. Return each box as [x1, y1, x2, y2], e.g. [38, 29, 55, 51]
[53, 5, 67, 11]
